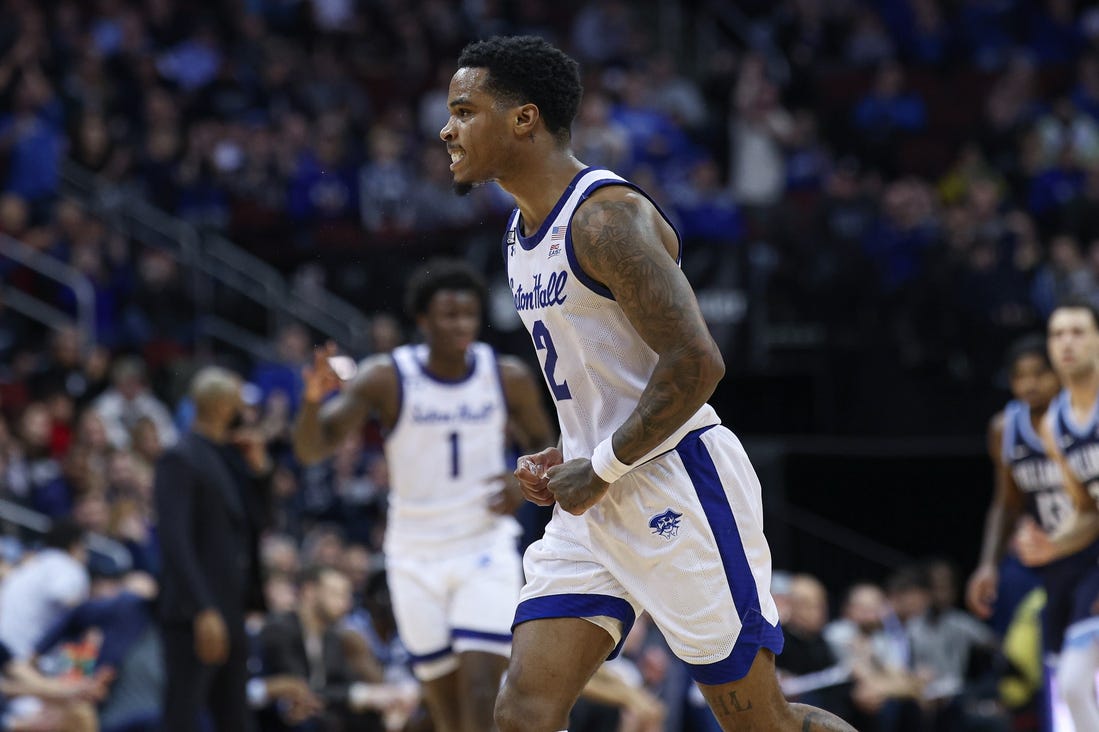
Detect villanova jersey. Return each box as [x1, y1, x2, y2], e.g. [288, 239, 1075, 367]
[1001, 399, 1069, 534]
[383, 342, 517, 556]
[1050, 389, 1099, 507]
[504, 167, 720, 464]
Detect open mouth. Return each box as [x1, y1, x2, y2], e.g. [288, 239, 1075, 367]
[449, 149, 465, 170]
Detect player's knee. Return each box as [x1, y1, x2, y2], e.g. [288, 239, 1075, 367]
[495, 679, 567, 732]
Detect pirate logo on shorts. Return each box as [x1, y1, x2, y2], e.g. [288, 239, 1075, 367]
[649, 509, 683, 541]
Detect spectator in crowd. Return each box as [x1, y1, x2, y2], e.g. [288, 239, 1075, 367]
[730, 52, 796, 214]
[0, 634, 106, 732]
[825, 582, 925, 731]
[777, 574, 851, 719]
[93, 357, 177, 452]
[27, 326, 109, 408]
[251, 322, 311, 418]
[33, 569, 161, 732]
[257, 565, 418, 731]
[0, 519, 89, 660]
[851, 61, 927, 176]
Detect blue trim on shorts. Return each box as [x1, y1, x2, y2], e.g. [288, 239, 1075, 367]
[408, 645, 454, 664]
[676, 429, 785, 685]
[513, 593, 636, 660]
[452, 628, 512, 644]
[1064, 617, 1099, 650]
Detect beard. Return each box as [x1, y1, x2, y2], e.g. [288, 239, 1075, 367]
[452, 180, 475, 196]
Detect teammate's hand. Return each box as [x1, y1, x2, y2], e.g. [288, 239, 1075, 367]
[488, 473, 525, 515]
[194, 608, 230, 666]
[545, 458, 610, 515]
[515, 447, 563, 506]
[1014, 517, 1057, 566]
[965, 564, 998, 619]
[302, 342, 342, 405]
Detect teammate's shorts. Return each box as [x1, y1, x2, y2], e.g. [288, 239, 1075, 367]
[1036, 537, 1099, 652]
[515, 425, 785, 685]
[386, 525, 522, 681]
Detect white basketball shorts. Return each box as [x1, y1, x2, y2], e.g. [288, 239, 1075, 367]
[386, 525, 523, 681]
[514, 425, 784, 685]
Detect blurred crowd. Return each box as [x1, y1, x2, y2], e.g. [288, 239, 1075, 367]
[2, 0, 1099, 730]
[6, 0, 1099, 430]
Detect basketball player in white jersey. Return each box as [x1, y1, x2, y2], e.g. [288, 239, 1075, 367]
[292, 259, 556, 732]
[440, 36, 855, 732]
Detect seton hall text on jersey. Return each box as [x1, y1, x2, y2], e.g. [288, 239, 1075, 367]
[511, 271, 568, 312]
[411, 402, 497, 424]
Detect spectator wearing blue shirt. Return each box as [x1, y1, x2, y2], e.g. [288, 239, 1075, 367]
[250, 322, 309, 417]
[0, 69, 64, 207]
[852, 61, 927, 176]
[35, 572, 163, 732]
[669, 157, 743, 246]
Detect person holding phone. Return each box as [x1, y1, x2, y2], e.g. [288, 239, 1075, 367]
[154, 366, 275, 732]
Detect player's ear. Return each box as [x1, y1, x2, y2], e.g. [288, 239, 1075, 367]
[514, 103, 539, 136]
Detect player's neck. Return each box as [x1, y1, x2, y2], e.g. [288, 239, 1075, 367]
[501, 152, 586, 235]
[1066, 368, 1099, 410]
[425, 347, 471, 380]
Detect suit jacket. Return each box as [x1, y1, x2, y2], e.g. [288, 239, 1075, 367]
[259, 612, 357, 707]
[154, 431, 270, 626]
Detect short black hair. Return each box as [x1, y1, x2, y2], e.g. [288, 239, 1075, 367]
[885, 565, 931, 595]
[298, 564, 343, 587]
[404, 258, 488, 318]
[1052, 296, 1099, 331]
[44, 519, 86, 553]
[1005, 333, 1051, 372]
[457, 35, 582, 143]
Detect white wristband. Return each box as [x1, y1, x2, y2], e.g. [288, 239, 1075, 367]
[591, 438, 632, 483]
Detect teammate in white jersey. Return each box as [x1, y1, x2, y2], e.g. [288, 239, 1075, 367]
[292, 259, 556, 732]
[440, 35, 856, 732]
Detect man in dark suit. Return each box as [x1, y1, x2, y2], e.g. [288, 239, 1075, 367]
[154, 366, 273, 732]
[258, 565, 419, 731]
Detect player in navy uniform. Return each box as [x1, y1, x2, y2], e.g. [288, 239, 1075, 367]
[1015, 300, 1099, 730]
[966, 334, 1066, 621]
[440, 35, 855, 732]
[292, 259, 556, 732]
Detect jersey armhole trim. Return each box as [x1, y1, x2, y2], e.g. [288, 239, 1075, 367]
[390, 352, 405, 432]
[564, 180, 685, 301]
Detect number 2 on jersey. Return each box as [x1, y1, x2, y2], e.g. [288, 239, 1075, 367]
[532, 320, 571, 401]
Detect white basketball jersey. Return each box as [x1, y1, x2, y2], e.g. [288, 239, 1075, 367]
[505, 167, 720, 465]
[383, 342, 518, 556]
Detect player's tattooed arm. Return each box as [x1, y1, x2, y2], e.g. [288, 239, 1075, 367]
[292, 355, 397, 465]
[572, 190, 724, 465]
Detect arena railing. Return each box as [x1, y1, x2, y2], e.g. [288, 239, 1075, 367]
[60, 160, 373, 356]
[0, 498, 132, 574]
[0, 233, 96, 346]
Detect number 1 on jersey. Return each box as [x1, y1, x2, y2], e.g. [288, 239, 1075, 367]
[532, 320, 571, 401]
[448, 431, 459, 478]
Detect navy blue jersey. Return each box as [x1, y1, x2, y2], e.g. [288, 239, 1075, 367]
[1002, 399, 1070, 534]
[1050, 390, 1099, 506]
[1035, 392, 1099, 653]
